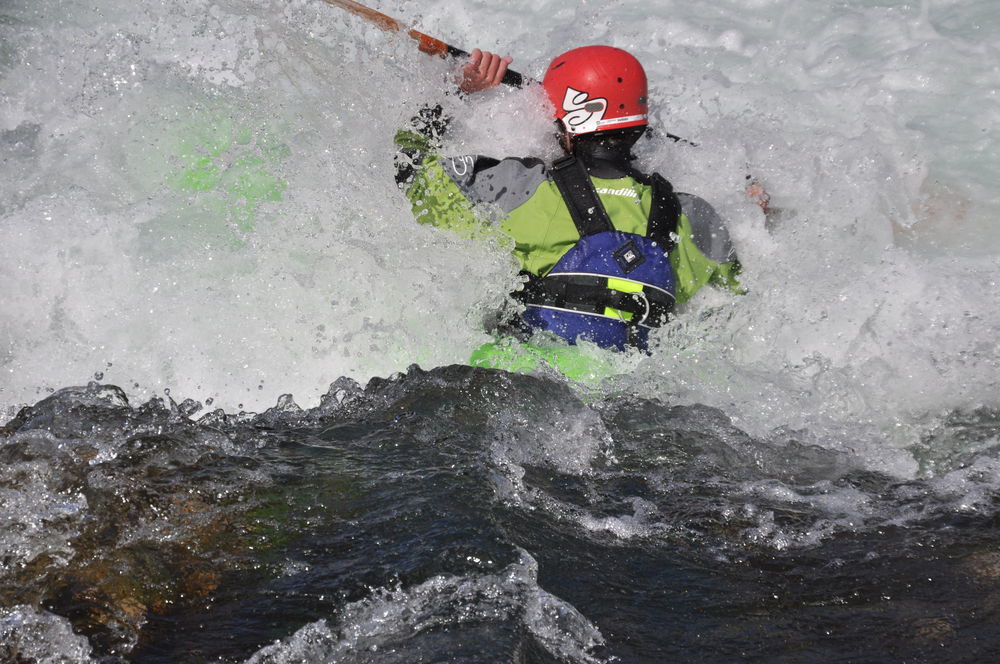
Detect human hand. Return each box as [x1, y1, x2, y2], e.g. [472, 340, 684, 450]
[457, 49, 512, 94]
[745, 178, 771, 212]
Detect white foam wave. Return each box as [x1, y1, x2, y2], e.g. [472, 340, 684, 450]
[244, 550, 608, 664]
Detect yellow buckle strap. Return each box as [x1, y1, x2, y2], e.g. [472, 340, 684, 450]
[603, 278, 648, 322]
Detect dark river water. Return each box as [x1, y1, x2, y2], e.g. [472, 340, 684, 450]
[4, 367, 1000, 663]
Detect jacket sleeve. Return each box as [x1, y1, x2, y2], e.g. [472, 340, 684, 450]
[394, 106, 495, 238]
[394, 106, 547, 239]
[670, 193, 743, 305]
[394, 105, 450, 188]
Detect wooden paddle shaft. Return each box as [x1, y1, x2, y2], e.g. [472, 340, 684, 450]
[320, 0, 526, 87]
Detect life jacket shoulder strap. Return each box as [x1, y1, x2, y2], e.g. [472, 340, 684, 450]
[548, 155, 615, 237]
[548, 155, 680, 251]
[633, 171, 680, 253]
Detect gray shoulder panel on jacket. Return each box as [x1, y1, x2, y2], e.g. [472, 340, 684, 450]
[440, 155, 548, 214]
[678, 192, 735, 263]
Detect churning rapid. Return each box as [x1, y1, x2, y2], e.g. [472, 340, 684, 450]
[2, 0, 1000, 662]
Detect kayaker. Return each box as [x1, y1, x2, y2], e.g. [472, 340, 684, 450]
[395, 46, 744, 352]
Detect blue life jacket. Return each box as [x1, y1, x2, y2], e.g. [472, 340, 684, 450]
[515, 156, 680, 350]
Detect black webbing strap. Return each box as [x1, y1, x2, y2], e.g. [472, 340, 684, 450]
[548, 155, 615, 238]
[634, 171, 681, 252]
[515, 274, 674, 327]
[549, 155, 681, 251]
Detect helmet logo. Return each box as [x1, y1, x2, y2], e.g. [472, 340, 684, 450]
[560, 87, 607, 134]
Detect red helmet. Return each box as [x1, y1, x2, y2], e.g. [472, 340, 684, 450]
[541, 46, 648, 136]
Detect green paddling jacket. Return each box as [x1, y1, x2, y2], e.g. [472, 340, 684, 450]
[394, 108, 741, 308]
